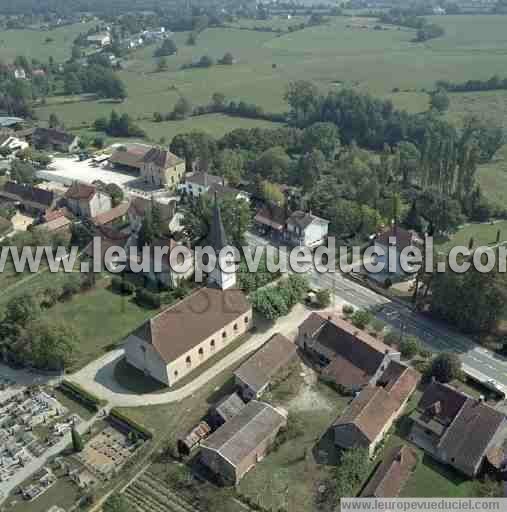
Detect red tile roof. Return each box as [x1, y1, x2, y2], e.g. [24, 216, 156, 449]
[92, 202, 129, 226]
[131, 287, 251, 364]
[361, 445, 417, 497]
[65, 182, 97, 201]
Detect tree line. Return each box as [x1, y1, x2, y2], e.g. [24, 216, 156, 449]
[436, 75, 507, 94]
[379, 8, 445, 42]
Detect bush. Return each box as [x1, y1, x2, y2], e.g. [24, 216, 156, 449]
[111, 277, 136, 295]
[59, 380, 105, 411]
[428, 353, 462, 383]
[400, 336, 420, 359]
[135, 288, 161, 309]
[383, 330, 399, 346]
[342, 304, 355, 317]
[60, 275, 81, 301]
[315, 289, 331, 308]
[350, 309, 373, 329]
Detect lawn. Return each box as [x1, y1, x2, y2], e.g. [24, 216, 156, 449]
[477, 144, 507, 210]
[43, 279, 155, 370]
[0, 22, 96, 63]
[435, 220, 507, 253]
[35, 15, 507, 133]
[71, 114, 284, 145]
[401, 454, 476, 498]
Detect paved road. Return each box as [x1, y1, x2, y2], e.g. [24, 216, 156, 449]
[245, 232, 507, 390]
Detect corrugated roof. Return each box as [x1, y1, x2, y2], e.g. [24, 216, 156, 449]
[201, 401, 286, 467]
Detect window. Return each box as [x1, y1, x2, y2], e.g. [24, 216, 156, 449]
[233, 323, 238, 332]
[174, 370, 179, 377]
[222, 331, 227, 340]
[185, 356, 191, 368]
[244, 316, 249, 324]
[198, 347, 204, 359]
[210, 340, 215, 351]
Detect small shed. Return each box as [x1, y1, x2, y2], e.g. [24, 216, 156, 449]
[177, 421, 211, 456]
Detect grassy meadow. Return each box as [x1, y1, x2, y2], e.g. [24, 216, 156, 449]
[0, 21, 96, 63]
[34, 15, 507, 127]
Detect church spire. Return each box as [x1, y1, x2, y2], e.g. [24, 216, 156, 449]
[208, 193, 236, 290]
[209, 192, 228, 252]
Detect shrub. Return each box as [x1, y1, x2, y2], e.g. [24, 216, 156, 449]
[59, 380, 105, 411]
[60, 275, 81, 301]
[111, 277, 135, 295]
[135, 288, 161, 309]
[400, 336, 420, 359]
[383, 330, 400, 346]
[315, 289, 331, 308]
[342, 304, 355, 317]
[350, 309, 373, 329]
[428, 353, 462, 383]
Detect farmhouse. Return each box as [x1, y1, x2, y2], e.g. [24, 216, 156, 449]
[0, 181, 56, 214]
[360, 445, 418, 497]
[254, 205, 328, 248]
[285, 210, 329, 248]
[296, 312, 400, 393]
[32, 128, 80, 153]
[124, 199, 252, 386]
[140, 147, 185, 189]
[333, 361, 420, 455]
[409, 381, 506, 477]
[200, 400, 287, 485]
[234, 333, 298, 401]
[65, 182, 112, 218]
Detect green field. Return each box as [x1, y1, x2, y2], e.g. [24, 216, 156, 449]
[34, 15, 507, 139]
[436, 220, 507, 253]
[44, 280, 155, 369]
[73, 114, 283, 143]
[0, 22, 95, 63]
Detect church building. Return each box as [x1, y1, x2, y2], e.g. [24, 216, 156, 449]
[123, 199, 252, 387]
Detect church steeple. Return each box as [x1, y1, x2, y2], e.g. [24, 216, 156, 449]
[208, 194, 236, 290]
[209, 193, 228, 252]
